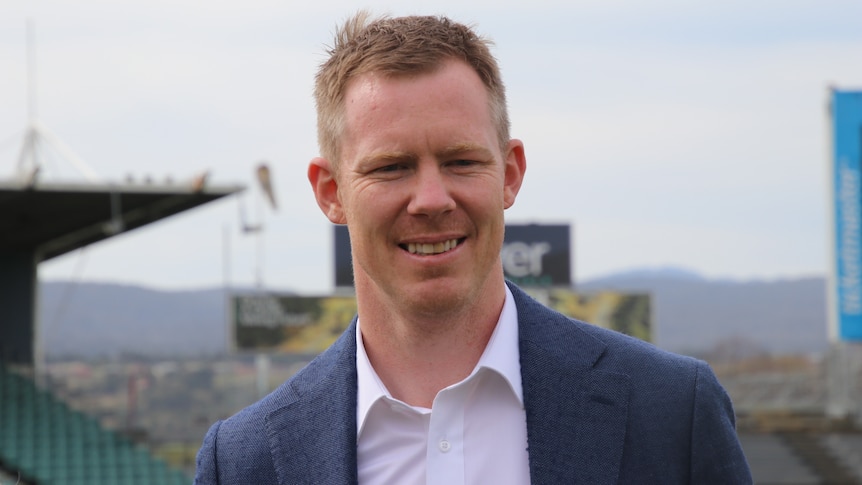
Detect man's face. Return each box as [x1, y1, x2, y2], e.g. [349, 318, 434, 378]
[312, 59, 525, 316]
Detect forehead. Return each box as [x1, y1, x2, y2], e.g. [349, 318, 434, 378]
[340, 60, 496, 157]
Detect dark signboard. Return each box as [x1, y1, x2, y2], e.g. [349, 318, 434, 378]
[501, 224, 571, 287]
[334, 223, 571, 288]
[334, 225, 353, 288]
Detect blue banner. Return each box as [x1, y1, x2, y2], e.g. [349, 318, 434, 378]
[832, 90, 862, 340]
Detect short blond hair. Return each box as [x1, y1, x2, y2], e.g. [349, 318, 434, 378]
[314, 12, 510, 166]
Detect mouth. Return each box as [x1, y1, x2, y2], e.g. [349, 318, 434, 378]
[400, 238, 465, 256]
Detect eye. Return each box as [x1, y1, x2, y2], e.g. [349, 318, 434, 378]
[366, 163, 411, 179]
[449, 159, 476, 167]
[374, 163, 406, 173]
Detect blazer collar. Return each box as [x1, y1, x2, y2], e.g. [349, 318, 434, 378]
[510, 282, 631, 485]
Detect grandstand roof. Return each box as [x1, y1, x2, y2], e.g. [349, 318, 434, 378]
[0, 180, 243, 261]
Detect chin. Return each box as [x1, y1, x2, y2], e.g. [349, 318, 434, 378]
[398, 281, 472, 315]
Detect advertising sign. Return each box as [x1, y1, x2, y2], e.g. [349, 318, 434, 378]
[334, 223, 572, 288]
[831, 89, 862, 341]
[524, 288, 652, 342]
[233, 294, 357, 353]
[232, 290, 651, 352]
[502, 224, 571, 287]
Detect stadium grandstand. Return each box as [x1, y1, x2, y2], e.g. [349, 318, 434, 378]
[0, 178, 241, 484]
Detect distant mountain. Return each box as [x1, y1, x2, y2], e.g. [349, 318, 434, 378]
[40, 281, 229, 359]
[579, 269, 828, 356]
[37, 270, 830, 359]
[585, 266, 706, 283]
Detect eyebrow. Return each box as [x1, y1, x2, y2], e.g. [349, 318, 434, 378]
[437, 142, 494, 160]
[355, 151, 417, 169]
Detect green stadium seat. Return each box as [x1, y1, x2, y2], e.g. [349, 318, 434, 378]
[0, 365, 192, 485]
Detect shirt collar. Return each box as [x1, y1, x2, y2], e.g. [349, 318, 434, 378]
[356, 285, 522, 437]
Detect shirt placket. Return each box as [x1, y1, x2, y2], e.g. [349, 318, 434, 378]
[426, 379, 471, 485]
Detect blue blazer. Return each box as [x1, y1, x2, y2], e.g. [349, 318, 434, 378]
[195, 283, 752, 484]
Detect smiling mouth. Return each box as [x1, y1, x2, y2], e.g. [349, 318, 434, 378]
[401, 238, 464, 256]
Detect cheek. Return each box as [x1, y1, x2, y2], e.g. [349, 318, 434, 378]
[462, 181, 506, 213]
[343, 189, 397, 229]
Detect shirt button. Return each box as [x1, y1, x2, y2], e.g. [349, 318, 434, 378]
[439, 439, 451, 453]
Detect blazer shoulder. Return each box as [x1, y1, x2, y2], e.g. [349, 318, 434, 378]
[583, 319, 702, 374]
[194, 320, 359, 484]
[509, 281, 700, 373]
[508, 281, 751, 483]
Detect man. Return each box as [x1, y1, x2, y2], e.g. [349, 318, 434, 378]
[195, 12, 752, 484]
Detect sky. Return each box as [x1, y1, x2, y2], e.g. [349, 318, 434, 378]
[1, 0, 861, 293]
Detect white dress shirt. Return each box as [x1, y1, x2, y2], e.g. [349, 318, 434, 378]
[356, 286, 531, 485]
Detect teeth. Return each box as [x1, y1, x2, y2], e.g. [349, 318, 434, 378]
[407, 239, 459, 255]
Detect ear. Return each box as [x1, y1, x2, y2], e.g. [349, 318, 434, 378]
[502, 139, 527, 209]
[308, 157, 346, 224]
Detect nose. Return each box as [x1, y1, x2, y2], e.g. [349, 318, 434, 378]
[407, 164, 456, 217]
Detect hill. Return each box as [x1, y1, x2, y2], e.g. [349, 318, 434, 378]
[579, 268, 828, 356]
[40, 282, 228, 359]
[37, 269, 829, 359]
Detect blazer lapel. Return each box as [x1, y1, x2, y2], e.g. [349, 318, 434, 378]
[511, 283, 631, 485]
[264, 321, 360, 485]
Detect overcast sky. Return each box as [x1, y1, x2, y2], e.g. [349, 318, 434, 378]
[2, 0, 861, 293]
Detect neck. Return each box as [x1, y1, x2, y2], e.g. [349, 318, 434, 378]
[357, 280, 507, 408]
